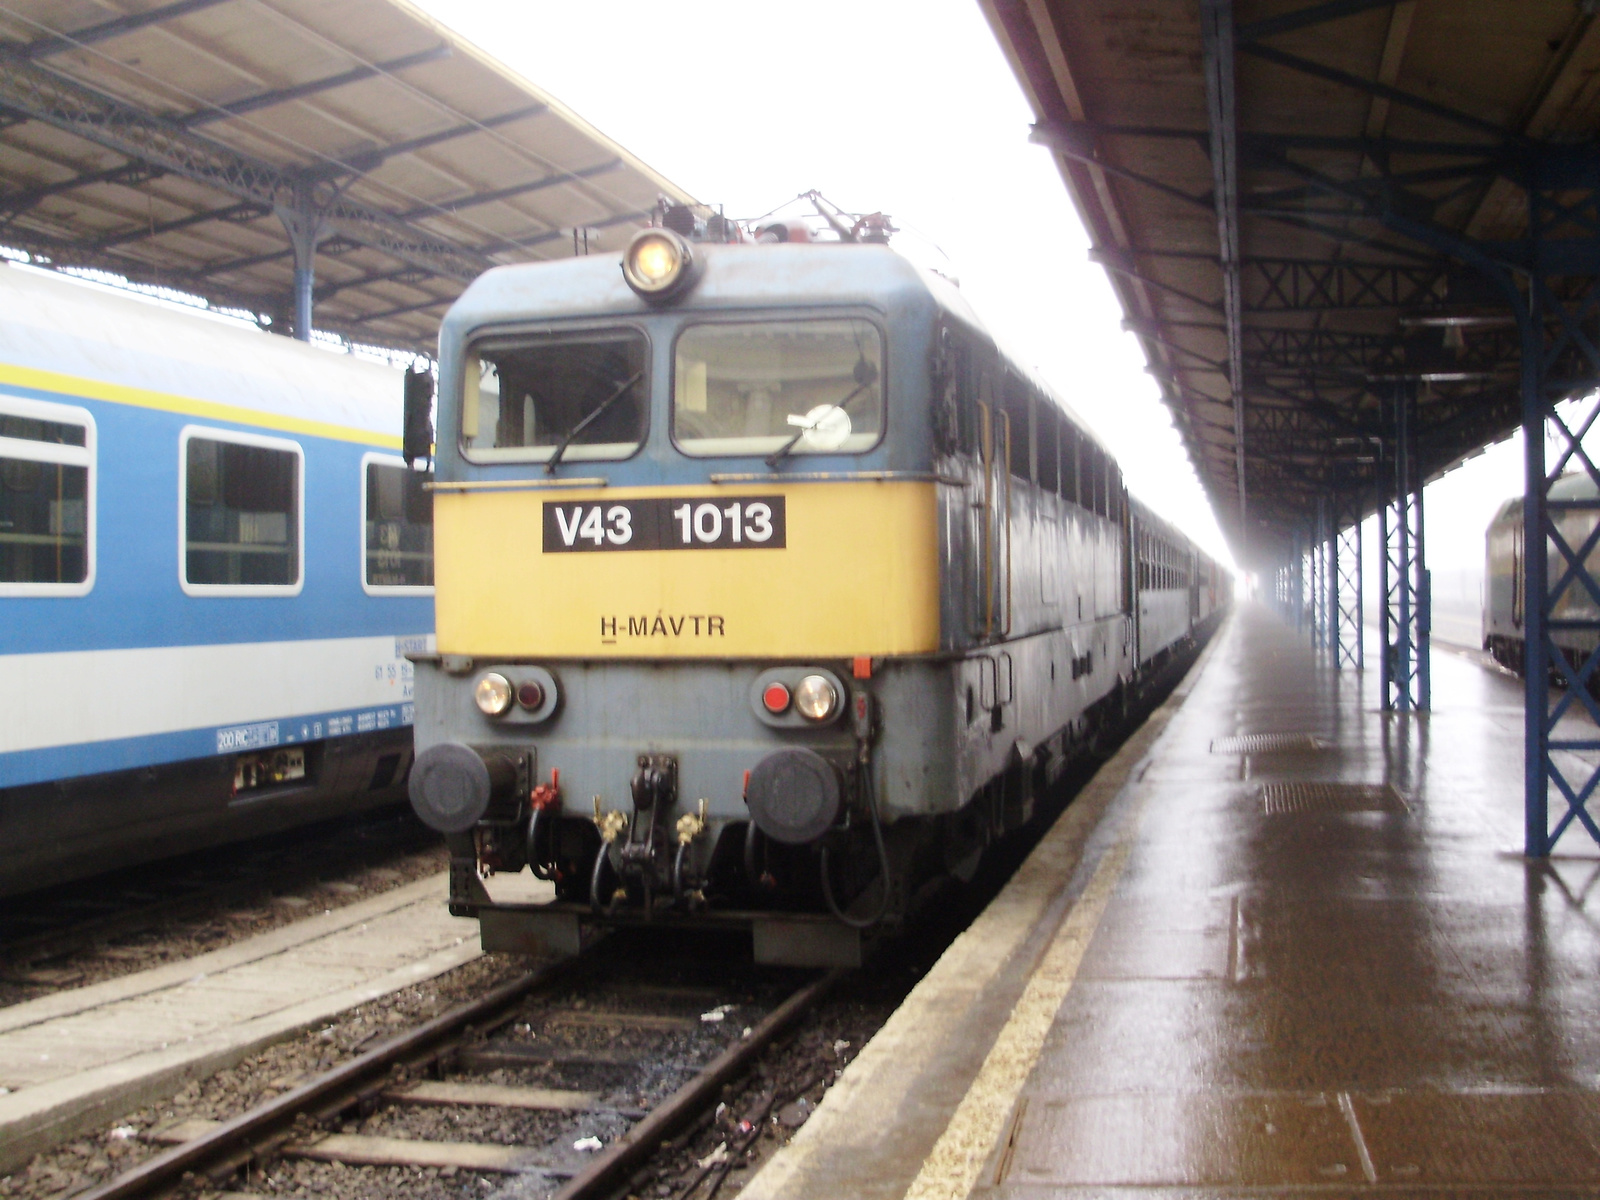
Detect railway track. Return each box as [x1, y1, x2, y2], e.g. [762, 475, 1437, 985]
[71, 937, 843, 1200]
[0, 809, 441, 998]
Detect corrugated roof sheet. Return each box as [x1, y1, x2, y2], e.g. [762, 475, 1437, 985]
[0, 0, 693, 351]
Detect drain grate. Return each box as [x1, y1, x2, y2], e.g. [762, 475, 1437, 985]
[1209, 733, 1330, 755]
[1258, 782, 1409, 815]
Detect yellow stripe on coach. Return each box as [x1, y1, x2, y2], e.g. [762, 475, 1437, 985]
[433, 481, 941, 658]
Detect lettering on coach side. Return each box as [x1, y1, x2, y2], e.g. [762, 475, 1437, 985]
[599, 614, 726, 644]
[544, 496, 785, 552]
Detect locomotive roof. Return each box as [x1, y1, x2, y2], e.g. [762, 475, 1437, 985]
[443, 242, 1114, 457]
[0, 261, 404, 442]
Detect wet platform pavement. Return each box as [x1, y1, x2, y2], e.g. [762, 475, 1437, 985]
[749, 602, 1600, 1199]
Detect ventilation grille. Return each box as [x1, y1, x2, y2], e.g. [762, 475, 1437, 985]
[1209, 733, 1330, 755]
[1258, 782, 1409, 815]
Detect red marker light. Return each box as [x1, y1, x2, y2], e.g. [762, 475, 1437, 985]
[762, 681, 791, 714]
[517, 681, 545, 710]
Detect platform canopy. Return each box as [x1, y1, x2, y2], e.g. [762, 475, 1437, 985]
[979, 0, 1600, 562]
[0, 0, 693, 352]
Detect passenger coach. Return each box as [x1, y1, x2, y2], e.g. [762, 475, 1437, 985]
[407, 217, 1226, 963]
[0, 265, 434, 893]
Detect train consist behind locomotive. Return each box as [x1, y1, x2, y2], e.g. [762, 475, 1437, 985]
[0, 265, 435, 895]
[406, 209, 1228, 964]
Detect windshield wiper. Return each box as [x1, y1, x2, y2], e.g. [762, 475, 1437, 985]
[764, 359, 878, 469]
[546, 370, 643, 474]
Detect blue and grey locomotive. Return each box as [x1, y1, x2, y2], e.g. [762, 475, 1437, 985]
[405, 212, 1228, 964]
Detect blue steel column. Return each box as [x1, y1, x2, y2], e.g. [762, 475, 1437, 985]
[1522, 284, 1547, 853]
[1417, 470, 1431, 709]
[1322, 496, 1337, 656]
[1335, 500, 1363, 669]
[1380, 385, 1428, 711]
[1521, 158, 1600, 854]
[1395, 389, 1412, 711]
[277, 181, 325, 342]
[1378, 489, 1392, 703]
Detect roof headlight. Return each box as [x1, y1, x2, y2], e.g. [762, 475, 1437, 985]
[622, 228, 696, 301]
[794, 674, 839, 722]
[474, 672, 513, 717]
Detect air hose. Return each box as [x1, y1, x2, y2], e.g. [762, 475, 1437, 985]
[819, 758, 892, 929]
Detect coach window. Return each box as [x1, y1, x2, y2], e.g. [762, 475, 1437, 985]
[673, 317, 883, 457]
[0, 396, 94, 596]
[463, 327, 648, 465]
[181, 427, 302, 595]
[362, 454, 433, 593]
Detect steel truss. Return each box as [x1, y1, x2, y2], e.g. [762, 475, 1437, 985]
[1334, 499, 1364, 670]
[1519, 157, 1600, 855]
[1378, 385, 1429, 712]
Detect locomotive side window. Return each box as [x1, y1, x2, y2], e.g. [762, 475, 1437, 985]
[181, 428, 302, 594]
[362, 455, 433, 592]
[673, 317, 883, 457]
[1038, 405, 1060, 494]
[462, 327, 647, 465]
[0, 395, 94, 595]
[1000, 372, 1031, 481]
[1060, 422, 1079, 506]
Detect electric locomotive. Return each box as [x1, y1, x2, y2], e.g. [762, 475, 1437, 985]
[407, 210, 1225, 964]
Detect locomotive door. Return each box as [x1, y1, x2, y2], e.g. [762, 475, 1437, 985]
[970, 357, 1008, 641]
[1512, 523, 1524, 628]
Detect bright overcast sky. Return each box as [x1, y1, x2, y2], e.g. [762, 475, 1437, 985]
[409, 0, 1234, 565]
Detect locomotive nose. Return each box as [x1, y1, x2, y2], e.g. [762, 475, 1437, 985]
[409, 742, 517, 833]
[745, 748, 843, 844]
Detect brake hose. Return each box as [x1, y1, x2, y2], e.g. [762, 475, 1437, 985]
[819, 757, 892, 929]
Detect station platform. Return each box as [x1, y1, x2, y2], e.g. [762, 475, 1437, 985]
[748, 602, 1600, 1199]
[0, 872, 496, 1175]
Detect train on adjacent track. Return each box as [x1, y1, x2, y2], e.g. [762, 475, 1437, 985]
[405, 208, 1229, 965]
[1484, 472, 1600, 682]
[0, 265, 435, 895]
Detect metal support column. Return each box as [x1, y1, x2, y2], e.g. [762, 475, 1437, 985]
[277, 181, 326, 342]
[1521, 149, 1600, 854]
[1306, 523, 1320, 647]
[1334, 505, 1364, 669]
[1380, 384, 1428, 711]
[1324, 498, 1339, 656]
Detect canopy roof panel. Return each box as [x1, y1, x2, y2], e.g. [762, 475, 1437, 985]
[980, 0, 1600, 562]
[0, 0, 693, 351]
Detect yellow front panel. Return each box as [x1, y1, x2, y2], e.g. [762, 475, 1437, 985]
[434, 482, 940, 658]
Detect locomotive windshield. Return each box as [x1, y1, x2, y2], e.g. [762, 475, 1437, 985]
[672, 317, 883, 457]
[461, 327, 648, 464]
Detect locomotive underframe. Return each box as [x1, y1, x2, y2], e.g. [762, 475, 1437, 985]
[411, 613, 1138, 964]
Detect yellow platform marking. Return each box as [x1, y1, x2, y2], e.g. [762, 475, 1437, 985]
[901, 792, 1148, 1200]
[0, 361, 400, 448]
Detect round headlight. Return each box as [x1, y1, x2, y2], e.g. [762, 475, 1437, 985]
[622, 228, 694, 300]
[794, 675, 838, 722]
[474, 672, 513, 717]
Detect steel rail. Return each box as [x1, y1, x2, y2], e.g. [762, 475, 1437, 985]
[72, 958, 844, 1200]
[551, 967, 847, 1200]
[71, 960, 583, 1200]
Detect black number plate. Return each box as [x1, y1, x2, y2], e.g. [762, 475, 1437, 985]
[542, 496, 786, 552]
